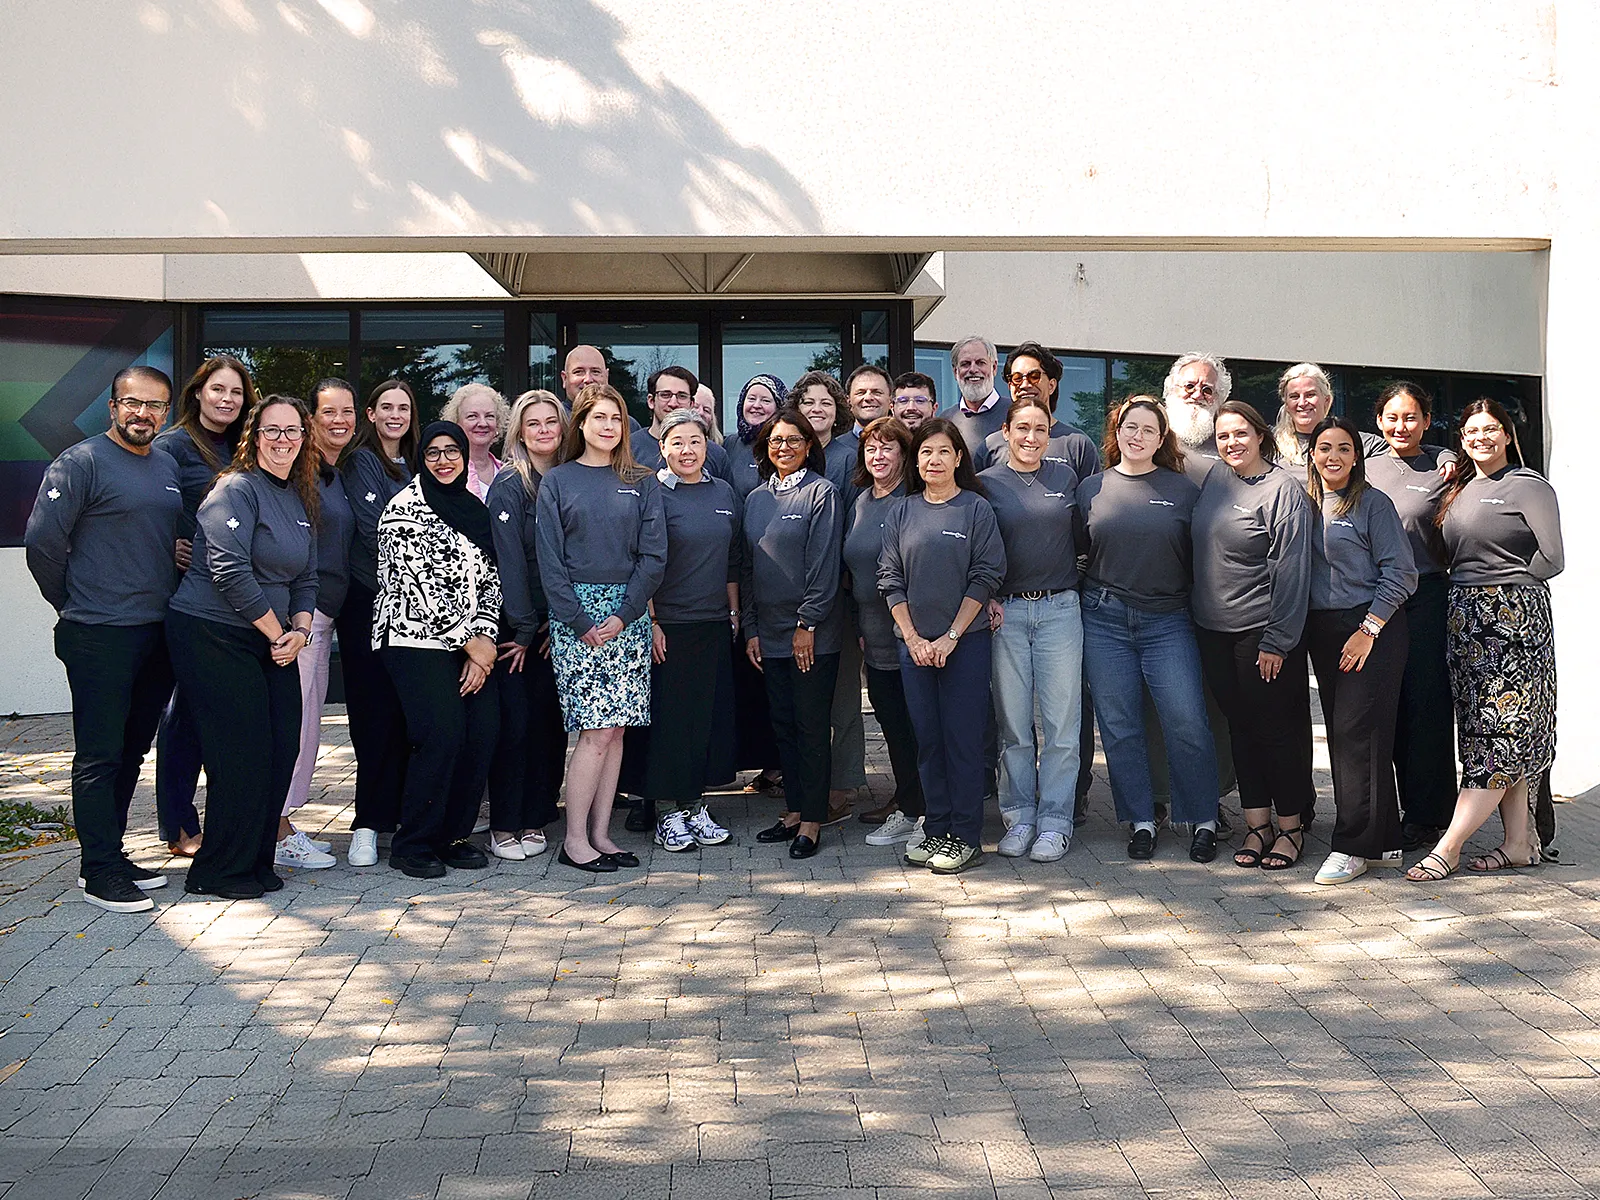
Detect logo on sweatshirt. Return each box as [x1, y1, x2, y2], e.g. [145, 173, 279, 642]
[617, 488, 640, 497]
[1148, 499, 1175, 507]
[166, 486, 181, 495]
[941, 530, 968, 540]
[226, 517, 240, 530]
[1405, 484, 1430, 493]
[46, 488, 60, 501]
[780, 513, 805, 521]
[1331, 519, 1355, 529]
[497, 510, 510, 522]
[1044, 492, 1069, 501]
[715, 509, 734, 516]
[297, 520, 311, 528]
[1231, 504, 1252, 515]
[1480, 498, 1506, 505]
[365, 491, 377, 504]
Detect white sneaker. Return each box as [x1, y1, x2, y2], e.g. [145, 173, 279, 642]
[997, 823, 1036, 858]
[865, 811, 920, 846]
[904, 819, 927, 852]
[275, 831, 336, 869]
[288, 825, 333, 853]
[655, 810, 697, 852]
[348, 827, 379, 867]
[1315, 851, 1368, 885]
[685, 804, 730, 846]
[520, 830, 548, 858]
[489, 834, 526, 861]
[1029, 831, 1070, 862]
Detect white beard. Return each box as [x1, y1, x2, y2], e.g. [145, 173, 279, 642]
[958, 377, 992, 407]
[1166, 400, 1214, 448]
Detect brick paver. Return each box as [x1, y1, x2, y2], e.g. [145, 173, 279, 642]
[2, 705, 1599, 1200]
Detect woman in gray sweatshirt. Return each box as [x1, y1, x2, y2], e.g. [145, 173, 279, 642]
[1190, 400, 1315, 871]
[167, 395, 319, 900]
[1303, 416, 1418, 885]
[1408, 398, 1564, 882]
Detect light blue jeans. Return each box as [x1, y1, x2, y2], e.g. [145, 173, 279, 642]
[1080, 587, 1219, 826]
[991, 591, 1083, 835]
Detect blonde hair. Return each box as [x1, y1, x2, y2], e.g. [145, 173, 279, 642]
[440, 383, 510, 446]
[1273, 363, 1333, 464]
[504, 390, 567, 492]
[564, 384, 649, 482]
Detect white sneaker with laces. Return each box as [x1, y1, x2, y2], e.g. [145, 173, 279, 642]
[275, 830, 337, 869]
[1029, 831, 1070, 862]
[997, 823, 1036, 858]
[520, 830, 548, 858]
[656, 810, 698, 852]
[288, 824, 332, 853]
[1315, 851, 1368, 885]
[685, 804, 730, 846]
[348, 827, 379, 867]
[865, 811, 920, 846]
[489, 834, 526, 861]
[904, 818, 927, 852]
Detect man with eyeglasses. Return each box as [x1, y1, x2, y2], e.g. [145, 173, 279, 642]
[1161, 352, 1231, 485]
[891, 372, 937, 432]
[941, 335, 1007, 457]
[973, 342, 1102, 482]
[628, 365, 733, 485]
[24, 366, 185, 913]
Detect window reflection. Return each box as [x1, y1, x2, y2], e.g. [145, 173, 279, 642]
[359, 310, 504, 425]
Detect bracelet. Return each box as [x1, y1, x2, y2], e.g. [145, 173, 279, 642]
[1359, 617, 1383, 638]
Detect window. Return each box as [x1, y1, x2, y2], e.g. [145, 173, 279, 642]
[201, 309, 350, 401]
[573, 322, 699, 427]
[529, 312, 558, 395]
[360, 309, 505, 425]
[724, 320, 843, 431]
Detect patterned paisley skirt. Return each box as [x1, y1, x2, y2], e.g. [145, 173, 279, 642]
[549, 583, 652, 732]
[1447, 583, 1556, 793]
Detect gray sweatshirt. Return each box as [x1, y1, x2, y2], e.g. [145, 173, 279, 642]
[1440, 465, 1564, 587]
[1309, 489, 1418, 620]
[1180, 437, 1224, 487]
[169, 469, 318, 629]
[975, 420, 1101, 483]
[653, 474, 743, 624]
[842, 483, 907, 670]
[486, 465, 548, 648]
[978, 458, 1081, 594]
[25, 434, 184, 625]
[342, 447, 412, 592]
[724, 438, 765, 498]
[152, 424, 231, 542]
[739, 471, 845, 658]
[1190, 463, 1313, 654]
[1076, 466, 1201, 613]
[1364, 445, 1455, 576]
[942, 398, 1006, 458]
[629, 427, 734, 486]
[314, 465, 355, 618]
[822, 435, 860, 508]
[535, 462, 668, 637]
[878, 490, 1007, 640]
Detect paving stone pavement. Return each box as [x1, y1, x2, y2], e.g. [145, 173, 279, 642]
[3, 702, 1600, 1200]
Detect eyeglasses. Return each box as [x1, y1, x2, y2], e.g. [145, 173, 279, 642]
[768, 435, 808, 449]
[1461, 426, 1504, 443]
[654, 389, 692, 403]
[424, 445, 464, 462]
[1181, 380, 1217, 396]
[115, 397, 170, 415]
[1007, 370, 1045, 387]
[259, 426, 304, 441]
[1119, 423, 1162, 439]
[895, 395, 934, 409]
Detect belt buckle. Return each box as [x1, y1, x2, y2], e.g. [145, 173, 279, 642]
[1019, 590, 1047, 602]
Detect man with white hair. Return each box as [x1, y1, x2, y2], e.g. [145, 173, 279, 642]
[1162, 352, 1230, 485]
[941, 335, 1006, 457]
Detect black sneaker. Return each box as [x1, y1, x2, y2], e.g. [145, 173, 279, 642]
[391, 852, 447, 879]
[79, 861, 167, 892]
[256, 869, 285, 893]
[82, 873, 155, 913]
[624, 798, 657, 833]
[439, 841, 489, 870]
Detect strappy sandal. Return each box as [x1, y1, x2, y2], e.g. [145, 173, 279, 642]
[1234, 821, 1276, 868]
[1467, 847, 1533, 873]
[1259, 825, 1305, 871]
[1406, 851, 1457, 882]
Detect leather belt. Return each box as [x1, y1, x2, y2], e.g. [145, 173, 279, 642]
[1003, 588, 1070, 602]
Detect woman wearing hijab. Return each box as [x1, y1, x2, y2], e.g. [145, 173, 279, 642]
[373, 421, 503, 879]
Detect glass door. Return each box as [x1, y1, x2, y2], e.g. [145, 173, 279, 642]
[572, 321, 700, 427]
[719, 318, 846, 433]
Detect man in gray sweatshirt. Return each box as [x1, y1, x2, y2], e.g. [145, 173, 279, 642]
[24, 366, 184, 913]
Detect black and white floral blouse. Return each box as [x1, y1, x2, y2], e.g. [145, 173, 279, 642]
[373, 476, 502, 652]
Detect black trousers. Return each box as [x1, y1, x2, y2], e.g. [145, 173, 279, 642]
[733, 630, 781, 771]
[1197, 627, 1315, 820]
[644, 621, 731, 808]
[54, 620, 174, 884]
[166, 610, 301, 891]
[382, 645, 500, 860]
[864, 664, 924, 818]
[335, 581, 409, 832]
[764, 652, 840, 824]
[488, 631, 566, 832]
[1307, 607, 1408, 857]
[1393, 574, 1458, 829]
[154, 685, 202, 842]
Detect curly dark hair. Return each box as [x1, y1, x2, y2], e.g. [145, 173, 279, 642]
[224, 394, 321, 525]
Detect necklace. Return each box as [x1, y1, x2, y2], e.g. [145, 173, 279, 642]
[1009, 464, 1037, 487]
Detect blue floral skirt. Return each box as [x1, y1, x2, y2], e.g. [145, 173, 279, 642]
[1447, 583, 1556, 793]
[549, 582, 652, 732]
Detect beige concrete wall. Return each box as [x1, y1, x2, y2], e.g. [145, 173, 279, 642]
[0, 0, 1560, 249]
[918, 251, 1547, 377]
[0, 549, 72, 715]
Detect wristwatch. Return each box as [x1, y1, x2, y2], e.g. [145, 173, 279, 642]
[946, 626, 962, 642]
[796, 621, 816, 633]
[297, 628, 315, 645]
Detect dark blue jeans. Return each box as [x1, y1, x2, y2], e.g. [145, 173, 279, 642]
[900, 626, 992, 847]
[1081, 589, 1218, 826]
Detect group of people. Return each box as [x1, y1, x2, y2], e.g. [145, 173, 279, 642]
[24, 335, 1563, 913]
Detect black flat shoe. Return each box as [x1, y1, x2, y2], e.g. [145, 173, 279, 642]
[1127, 828, 1156, 860]
[600, 850, 640, 868]
[558, 848, 618, 873]
[439, 841, 489, 869]
[1189, 828, 1219, 863]
[256, 870, 285, 893]
[185, 880, 265, 900]
[624, 799, 656, 833]
[756, 819, 801, 843]
[789, 834, 820, 859]
[390, 853, 446, 879]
